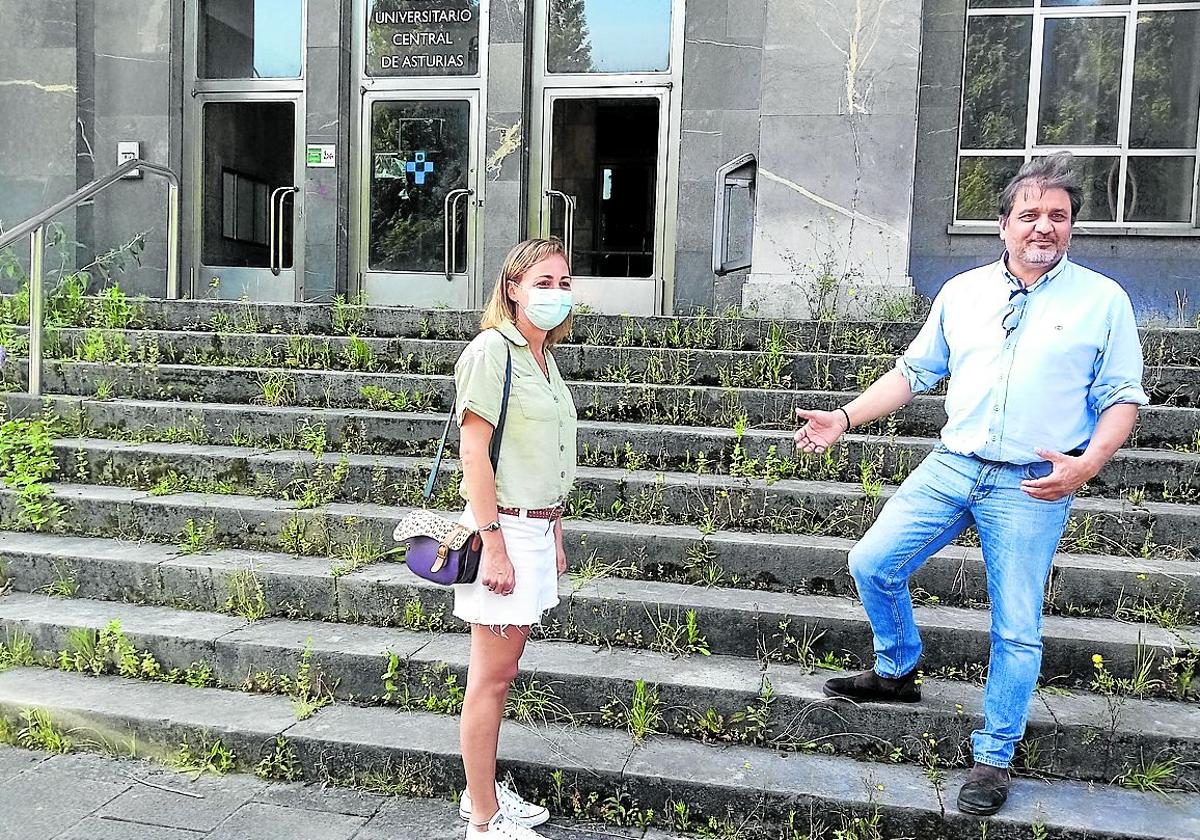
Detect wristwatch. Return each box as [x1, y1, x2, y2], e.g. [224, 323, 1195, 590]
[480, 519, 502, 532]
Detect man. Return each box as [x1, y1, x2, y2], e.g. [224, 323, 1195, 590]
[794, 153, 1148, 816]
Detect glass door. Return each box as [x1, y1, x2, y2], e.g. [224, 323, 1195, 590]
[359, 91, 479, 308]
[193, 95, 305, 301]
[534, 89, 670, 315]
[185, 0, 307, 301]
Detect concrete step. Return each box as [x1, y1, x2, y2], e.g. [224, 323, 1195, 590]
[8, 443, 1200, 622]
[24, 295, 1200, 363]
[0, 525, 1195, 697]
[1, 591, 1196, 787]
[0, 667, 1196, 840]
[50, 435, 1200, 563]
[5, 359, 1200, 448]
[13, 394, 1200, 502]
[18, 325, 1200, 403]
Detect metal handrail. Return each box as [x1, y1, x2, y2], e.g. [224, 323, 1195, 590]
[0, 158, 180, 396]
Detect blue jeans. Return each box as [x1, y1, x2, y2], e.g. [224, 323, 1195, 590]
[848, 445, 1073, 768]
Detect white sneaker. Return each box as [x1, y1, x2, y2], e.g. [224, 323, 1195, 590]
[460, 781, 550, 828]
[464, 810, 547, 838]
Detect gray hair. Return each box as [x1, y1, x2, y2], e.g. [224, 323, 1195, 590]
[998, 152, 1083, 222]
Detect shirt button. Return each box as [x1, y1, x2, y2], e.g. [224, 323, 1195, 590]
[560, 471, 566, 478]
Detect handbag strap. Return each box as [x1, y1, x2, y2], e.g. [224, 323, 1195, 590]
[424, 336, 513, 501]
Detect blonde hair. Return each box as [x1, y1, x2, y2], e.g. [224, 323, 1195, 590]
[480, 238, 574, 349]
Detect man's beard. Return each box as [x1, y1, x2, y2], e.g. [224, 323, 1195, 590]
[1019, 239, 1067, 265]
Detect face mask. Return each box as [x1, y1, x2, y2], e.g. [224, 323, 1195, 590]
[522, 287, 573, 330]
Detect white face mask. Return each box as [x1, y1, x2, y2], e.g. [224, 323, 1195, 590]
[521, 287, 573, 330]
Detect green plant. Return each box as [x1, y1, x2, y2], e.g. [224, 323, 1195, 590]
[16, 708, 72, 754]
[176, 517, 218, 555]
[603, 679, 662, 742]
[257, 371, 296, 407]
[173, 735, 236, 775]
[506, 678, 572, 725]
[223, 568, 267, 621]
[290, 642, 333, 720]
[359, 384, 436, 412]
[649, 609, 711, 657]
[343, 336, 376, 371]
[1116, 752, 1181, 794]
[0, 416, 63, 531]
[256, 736, 302, 781]
[0, 631, 34, 671]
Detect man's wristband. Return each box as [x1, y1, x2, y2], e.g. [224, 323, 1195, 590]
[836, 406, 853, 431]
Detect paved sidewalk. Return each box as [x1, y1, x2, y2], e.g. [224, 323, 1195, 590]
[0, 746, 679, 840]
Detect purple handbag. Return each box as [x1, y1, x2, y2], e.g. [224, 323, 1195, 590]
[391, 342, 511, 585]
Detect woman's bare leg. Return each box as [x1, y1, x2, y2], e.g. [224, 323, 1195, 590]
[460, 623, 530, 828]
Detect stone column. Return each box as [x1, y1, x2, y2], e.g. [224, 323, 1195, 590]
[742, 0, 924, 318]
[478, 0, 527, 301]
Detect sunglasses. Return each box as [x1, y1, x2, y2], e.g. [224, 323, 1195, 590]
[1002, 290, 1029, 337]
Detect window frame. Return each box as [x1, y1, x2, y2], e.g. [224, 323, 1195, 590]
[953, 0, 1200, 229]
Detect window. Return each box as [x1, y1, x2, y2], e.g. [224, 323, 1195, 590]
[956, 0, 1200, 226]
[547, 0, 672, 74]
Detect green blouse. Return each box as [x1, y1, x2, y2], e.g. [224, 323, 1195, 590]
[454, 320, 577, 508]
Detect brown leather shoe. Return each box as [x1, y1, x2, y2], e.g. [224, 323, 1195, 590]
[822, 667, 921, 703]
[957, 763, 1011, 816]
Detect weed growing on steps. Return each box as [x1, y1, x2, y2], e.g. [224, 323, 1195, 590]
[173, 734, 236, 775]
[331, 292, 368, 336]
[255, 736, 302, 782]
[256, 370, 296, 407]
[284, 456, 350, 509]
[320, 756, 436, 798]
[601, 679, 663, 741]
[382, 661, 464, 713]
[93, 378, 115, 400]
[1116, 752, 1185, 794]
[148, 470, 236, 497]
[291, 642, 333, 720]
[505, 678, 573, 726]
[0, 631, 34, 671]
[176, 517, 218, 555]
[343, 336, 376, 371]
[649, 608, 711, 657]
[358, 384, 437, 412]
[223, 568, 267, 621]
[279, 513, 332, 556]
[16, 708, 72, 754]
[53, 620, 215, 687]
[0, 415, 64, 531]
[39, 566, 78, 598]
[331, 532, 385, 577]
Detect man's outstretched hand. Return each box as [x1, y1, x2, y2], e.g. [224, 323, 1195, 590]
[794, 408, 850, 455]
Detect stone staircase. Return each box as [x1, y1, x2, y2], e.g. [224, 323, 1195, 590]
[0, 297, 1198, 839]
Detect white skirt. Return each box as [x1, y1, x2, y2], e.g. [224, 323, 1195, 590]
[452, 507, 562, 628]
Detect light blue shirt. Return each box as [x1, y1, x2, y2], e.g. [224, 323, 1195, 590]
[898, 255, 1149, 464]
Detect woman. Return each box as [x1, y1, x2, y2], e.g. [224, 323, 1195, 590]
[453, 238, 577, 838]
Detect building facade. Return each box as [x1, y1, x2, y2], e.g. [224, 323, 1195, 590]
[1, 0, 1197, 320]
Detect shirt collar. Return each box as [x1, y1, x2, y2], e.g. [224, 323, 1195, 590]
[495, 319, 529, 347]
[1000, 252, 1071, 296]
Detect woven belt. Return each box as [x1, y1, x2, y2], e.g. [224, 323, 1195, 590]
[497, 505, 563, 521]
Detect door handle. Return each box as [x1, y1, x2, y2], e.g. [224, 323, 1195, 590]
[545, 190, 576, 269]
[269, 186, 299, 276]
[443, 187, 473, 281]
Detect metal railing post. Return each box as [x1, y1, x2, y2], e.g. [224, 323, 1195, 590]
[28, 225, 45, 397]
[166, 182, 180, 299]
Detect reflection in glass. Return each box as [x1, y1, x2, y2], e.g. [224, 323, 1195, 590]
[957, 156, 1023, 219]
[199, 0, 303, 79]
[550, 98, 659, 277]
[548, 0, 671, 73]
[202, 102, 295, 267]
[368, 101, 469, 272]
[1125, 157, 1196, 223]
[961, 16, 1032, 149]
[1130, 12, 1200, 149]
[1037, 17, 1125, 145]
[967, 0, 1031, 7]
[1070, 156, 1120, 222]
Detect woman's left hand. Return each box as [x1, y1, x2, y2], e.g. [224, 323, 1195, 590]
[556, 543, 568, 575]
